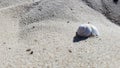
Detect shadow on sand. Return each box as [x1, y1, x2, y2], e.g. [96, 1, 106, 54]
[73, 32, 89, 42]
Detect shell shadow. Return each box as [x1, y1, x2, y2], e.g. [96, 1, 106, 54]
[73, 32, 89, 42]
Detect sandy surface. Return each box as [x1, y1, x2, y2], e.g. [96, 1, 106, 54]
[83, 0, 120, 25]
[0, 0, 120, 68]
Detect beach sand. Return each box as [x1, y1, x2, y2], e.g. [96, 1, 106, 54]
[0, 0, 120, 68]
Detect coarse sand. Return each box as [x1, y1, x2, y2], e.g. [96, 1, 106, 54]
[0, 0, 120, 68]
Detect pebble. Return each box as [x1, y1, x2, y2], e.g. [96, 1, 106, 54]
[26, 49, 31, 51]
[30, 51, 33, 54]
[68, 50, 72, 53]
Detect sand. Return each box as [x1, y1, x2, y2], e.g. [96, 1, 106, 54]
[83, 0, 120, 25]
[0, 0, 120, 68]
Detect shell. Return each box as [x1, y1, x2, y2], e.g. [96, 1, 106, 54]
[77, 24, 99, 37]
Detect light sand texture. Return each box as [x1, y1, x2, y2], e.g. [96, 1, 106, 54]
[0, 0, 34, 9]
[0, 0, 120, 68]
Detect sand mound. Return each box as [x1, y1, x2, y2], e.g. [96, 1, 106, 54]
[0, 0, 120, 68]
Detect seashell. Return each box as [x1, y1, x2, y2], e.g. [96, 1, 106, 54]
[76, 24, 99, 37]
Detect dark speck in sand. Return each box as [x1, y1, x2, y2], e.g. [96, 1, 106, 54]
[32, 26, 35, 29]
[67, 21, 70, 23]
[56, 47, 59, 50]
[70, 8, 73, 10]
[3, 42, 6, 44]
[43, 48, 46, 51]
[99, 38, 102, 40]
[38, 8, 42, 11]
[55, 59, 58, 62]
[52, 14, 54, 17]
[9, 48, 11, 50]
[26, 49, 31, 51]
[68, 50, 72, 53]
[33, 2, 39, 6]
[47, 66, 50, 68]
[34, 39, 38, 42]
[30, 51, 33, 54]
[96, 36, 99, 38]
[88, 22, 90, 24]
